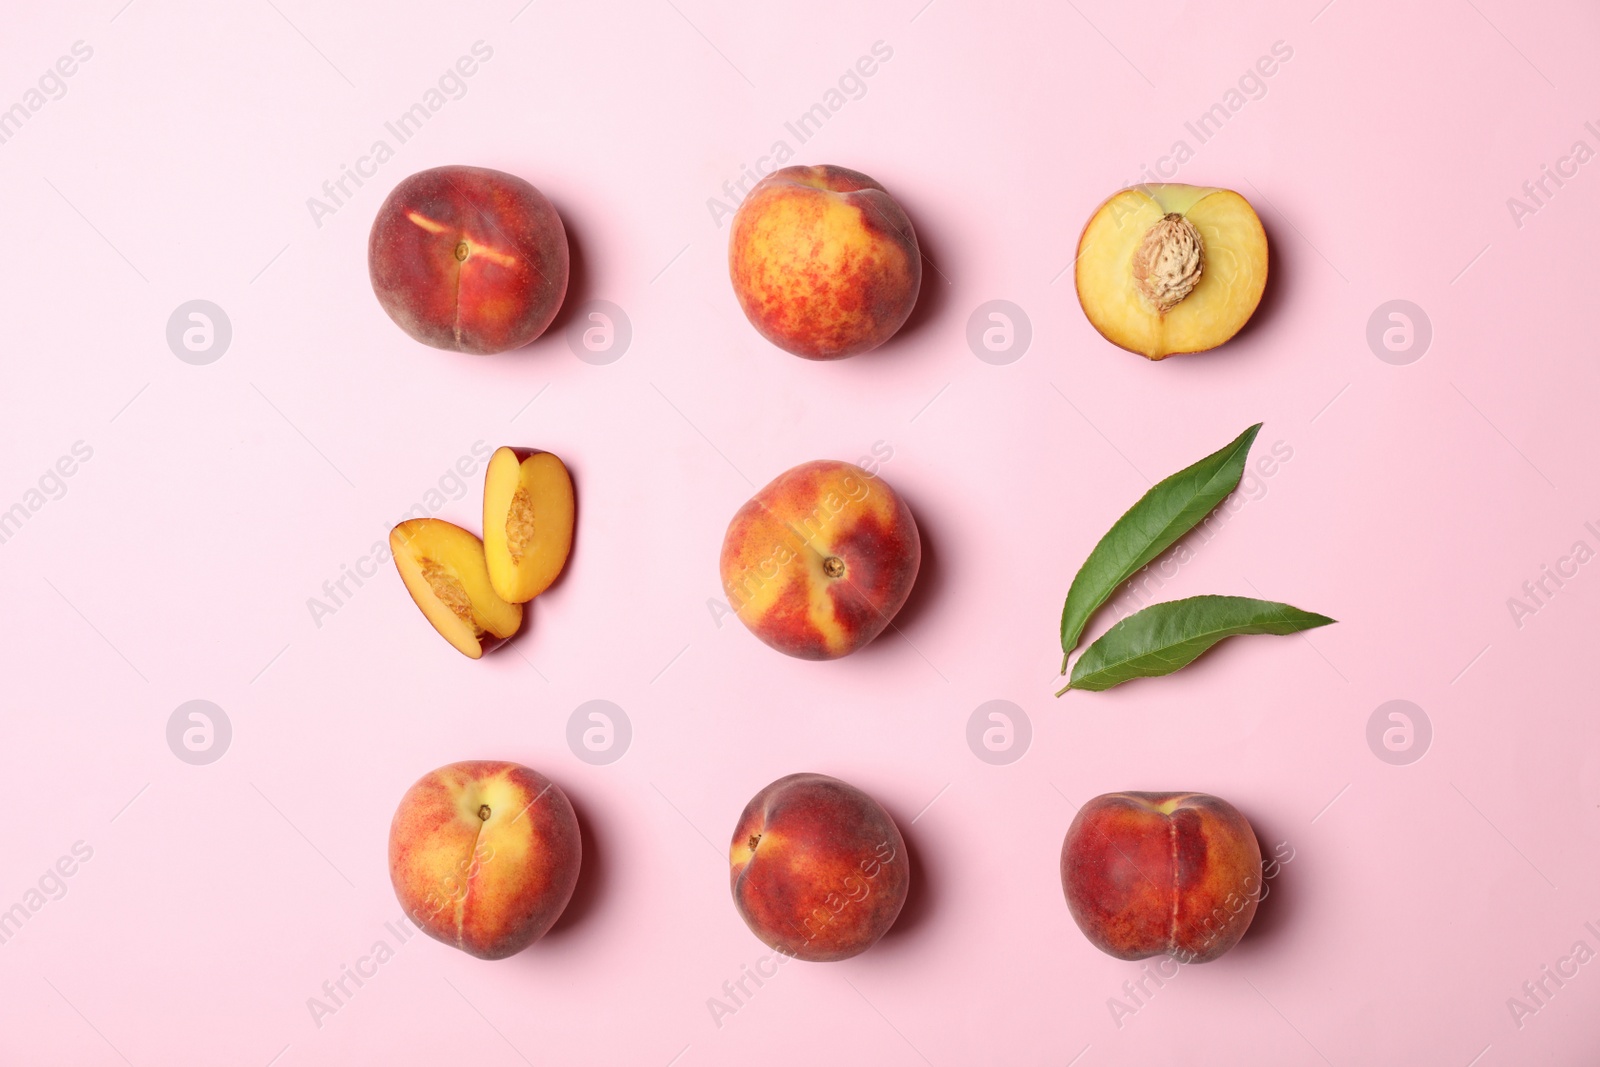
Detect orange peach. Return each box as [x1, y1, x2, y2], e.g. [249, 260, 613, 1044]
[719, 460, 920, 660]
[369, 165, 569, 354]
[730, 773, 908, 962]
[389, 761, 581, 960]
[729, 165, 921, 360]
[1061, 791, 1262, 963]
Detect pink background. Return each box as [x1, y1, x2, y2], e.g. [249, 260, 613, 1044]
[2, 0, 1598, 1062]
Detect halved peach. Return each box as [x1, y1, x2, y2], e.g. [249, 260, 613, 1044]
[1075, 184, 1268, 359]
[390, 518, 522, 658]
[482, 447, 574, 603]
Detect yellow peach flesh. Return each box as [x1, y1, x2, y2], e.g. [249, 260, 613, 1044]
[482, 447, 575, 603]
[391, 519, 522, 658]
[1076, 184, 1268, 359]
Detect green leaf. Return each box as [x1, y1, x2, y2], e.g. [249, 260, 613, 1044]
[1059, 423, 1262, 665]
[1058, 595, 1334, 693]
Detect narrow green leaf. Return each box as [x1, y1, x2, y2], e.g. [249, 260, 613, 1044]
[1059, 595, 1334, 693]
[1059, 423, 1262, 664]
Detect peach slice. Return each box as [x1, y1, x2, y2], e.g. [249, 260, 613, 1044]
[482, 447, 575, 603]
[1075, 184, 1268, 359]
[390, 518, 522, 658]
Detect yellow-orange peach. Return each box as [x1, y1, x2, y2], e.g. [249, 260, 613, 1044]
[389, 761, 581, 960]
[1061, 791, 1262, 963]
[729, 165, 921, 360]
[730, 773, 908, 962]
[369, 165, 569, 354]
[719, 460, 919, 660]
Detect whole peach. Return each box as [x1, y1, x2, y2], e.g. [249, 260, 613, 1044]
[389, 760, 581, 959]
[369, 165, 569, 354]
[1061, 791, 1262, 963]
[729, 165, 921, 359]
[719, 459, 920, 660]
[730, 773, 908, 962]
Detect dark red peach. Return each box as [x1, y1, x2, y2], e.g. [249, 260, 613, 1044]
[1061, 791, 1262, 963]
[730, 773, 908, 962]
[369, 165, 568, 354]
